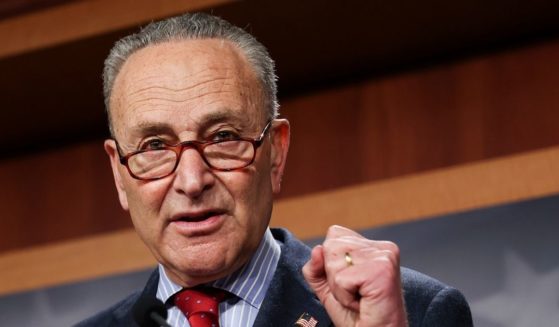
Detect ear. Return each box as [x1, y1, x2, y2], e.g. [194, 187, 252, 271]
[104, 139, 130, 211]
[269, 119, 290, 194]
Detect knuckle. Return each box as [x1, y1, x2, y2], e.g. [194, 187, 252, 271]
[386, 241, 400, 255]
[324, 257, 337, 271]
[322, 237, 336, 249]
[377, 240, 399, 253]
[375, 251, 399, 269]
[326, 224, 343, 238]
[334, 273, 345, 287]
[321, 239, 338, 257]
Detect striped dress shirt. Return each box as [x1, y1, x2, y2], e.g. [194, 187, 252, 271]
[156, 228, 281, 326]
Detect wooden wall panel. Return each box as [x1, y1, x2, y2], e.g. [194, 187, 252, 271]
[1, 39, 559, 253]
[279, 41, 559, 198]
[0, 143, 130, 252]
[0, 0, 233, 59]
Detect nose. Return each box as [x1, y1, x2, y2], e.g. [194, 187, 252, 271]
[172, 147, 215, 198]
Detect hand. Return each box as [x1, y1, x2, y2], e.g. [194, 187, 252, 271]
[302, 225, 407, 327]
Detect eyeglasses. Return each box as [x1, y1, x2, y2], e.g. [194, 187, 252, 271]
[116, 120, 273, 181]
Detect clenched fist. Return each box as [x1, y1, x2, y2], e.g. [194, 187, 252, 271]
[303, 225, 408, 327]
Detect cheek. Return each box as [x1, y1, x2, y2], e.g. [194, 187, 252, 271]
[124, 179, 170, 229]
[233, 161, 273, 225]
[218, 166, 271, 221]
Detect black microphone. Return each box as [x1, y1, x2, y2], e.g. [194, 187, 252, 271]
[132, 294, 172, 327]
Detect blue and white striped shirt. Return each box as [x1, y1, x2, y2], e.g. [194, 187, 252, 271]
[156, 228, 281, 326]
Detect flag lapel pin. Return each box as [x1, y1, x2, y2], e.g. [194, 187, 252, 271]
[294, 312, 318, 327]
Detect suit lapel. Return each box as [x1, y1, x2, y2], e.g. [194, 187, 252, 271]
[253, 229, 332, 327]
[112, 269, 160, 326]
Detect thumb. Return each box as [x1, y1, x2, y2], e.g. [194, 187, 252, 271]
[303, 245, 327, 292]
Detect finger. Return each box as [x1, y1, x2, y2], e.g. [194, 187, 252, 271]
[303, 245, 335, 306]
[343, 251, 401, 295]
[320, 246, 358, 309]
[325, 225, 363, 239]
[329, 250, 402, 311]
[334, 258, 404, 322]
[321, 237, 399, 276]
[321, 237, 363, 297]
[303, 245, 326, 283]
[324, 226, 397, 250]
[329, 266, 362, 311]
[324, 225, 399, 258]
[321, 243, 401, 303]
[350, 244, 401, 267]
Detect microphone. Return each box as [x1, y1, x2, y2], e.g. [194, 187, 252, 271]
[132, 294, 172, 327]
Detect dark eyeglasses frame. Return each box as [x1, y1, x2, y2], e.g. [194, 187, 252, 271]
[115, 120, 274, 181]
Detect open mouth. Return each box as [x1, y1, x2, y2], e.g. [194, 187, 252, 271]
[174, 211, 223, 223]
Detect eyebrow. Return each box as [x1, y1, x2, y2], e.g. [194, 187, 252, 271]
[196, 111, 248, 130]
[131, 121, 175, 137]
[129, 110, 251, 137]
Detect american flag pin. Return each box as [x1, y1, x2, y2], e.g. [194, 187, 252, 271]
[294, 312, 318, 327]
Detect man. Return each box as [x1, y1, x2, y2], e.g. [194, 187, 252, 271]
[77, 12, 472, 327]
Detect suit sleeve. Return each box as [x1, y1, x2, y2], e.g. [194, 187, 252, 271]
[419, 286, 473, 327]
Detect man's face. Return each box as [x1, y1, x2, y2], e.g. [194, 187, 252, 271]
[104, 39, 289, 286]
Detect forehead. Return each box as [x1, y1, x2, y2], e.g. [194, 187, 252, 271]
[110, 39, 265, 138]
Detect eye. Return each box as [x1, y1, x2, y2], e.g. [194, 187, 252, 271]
[140, 138, 167, 150]
[212, 130, 240, 142]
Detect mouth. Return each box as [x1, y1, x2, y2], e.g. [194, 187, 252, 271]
[172, 210, 225, 223]
[168, 209, 228, 236]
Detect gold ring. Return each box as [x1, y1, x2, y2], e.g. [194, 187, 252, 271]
[344, 252, 353, 267]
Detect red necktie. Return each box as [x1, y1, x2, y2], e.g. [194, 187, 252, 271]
[174, 287, 226, 327]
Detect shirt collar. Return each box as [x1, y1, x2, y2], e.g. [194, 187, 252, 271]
[157, 228, 281, 309]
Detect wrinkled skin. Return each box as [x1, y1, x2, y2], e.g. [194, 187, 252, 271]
[104, 39, 290, 287]
[303, 225, 408, 327]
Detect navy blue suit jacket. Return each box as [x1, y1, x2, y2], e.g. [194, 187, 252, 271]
[75, 228, 473, 326]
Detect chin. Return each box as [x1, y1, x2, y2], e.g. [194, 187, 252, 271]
[166, 258, 232, 286]
[166, 244, 236, 280]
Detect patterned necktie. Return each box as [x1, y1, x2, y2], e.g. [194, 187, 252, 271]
[174, 287, 226, 327]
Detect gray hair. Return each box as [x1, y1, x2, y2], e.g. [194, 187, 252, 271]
[103, 12, 279, 136]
